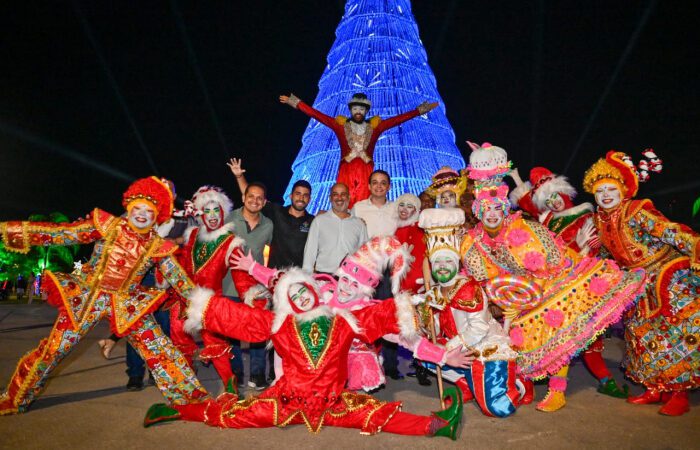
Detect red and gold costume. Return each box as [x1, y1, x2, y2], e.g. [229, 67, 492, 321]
[287, 94, 425, 206]
[584, 151, 699, 415]
[0, 177, 209, 415]
[144, 267, 463, 438]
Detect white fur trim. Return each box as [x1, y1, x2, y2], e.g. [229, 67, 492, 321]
[196, 222, 236, 243]
[395, 217, 418, 228]
[156, 219, 175, 238]
[388, 242, 414, 295]
[191, 187, 234, 219]
[333, 308, 363, 334]
[270, 267, 321, 333]
[393, 291, 421, 345]
[551, 202, 594, 219]
[418, 207, 465, 229]
[531, 175, 577, 210]
[224, 234, 246, 264]
[244, 283, 272, 307]
[272, 305, 334, 334]
[182, 225, 198, 244]
[508, 181, 532, 207]
[184, 286, 215, 334]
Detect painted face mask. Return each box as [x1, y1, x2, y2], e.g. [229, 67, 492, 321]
[397, 202, 417, 221]
[430, 254, 459, 284]
[350, 105, 367, 122]
[544, 193, 566, 212]
[438, 190, 458, 208]
[594, 182, 622, 210]
[337, 275, 363, 304]
[481, 203, 505, 230]
[127, 201, 156, 233]
[200, 200, 223, 231]
[289, 283, 317, 313]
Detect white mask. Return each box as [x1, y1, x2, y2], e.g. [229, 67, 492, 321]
[482, 203, 505, 229]
[594, 182, 622, 210]
[200, 200, 223, 231]
[128, 201, 156, 232]
[337, 275, 362, 304]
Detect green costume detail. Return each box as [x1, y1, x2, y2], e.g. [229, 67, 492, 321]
[433, 386, 463, 440]
[194, 234, 230, 271]
[297, 317, 332, 365]
[143, 403, 181, 428]
[597, 378, 629, 399]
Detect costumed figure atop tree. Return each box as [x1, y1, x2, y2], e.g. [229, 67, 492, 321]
[280, 92, 437, 207]
[583, 149, 699, 416]
[0, 177, 209, 415]
[459, 143, 647, 412]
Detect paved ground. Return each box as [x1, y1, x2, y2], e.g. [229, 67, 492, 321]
[0, 303, 698, 450]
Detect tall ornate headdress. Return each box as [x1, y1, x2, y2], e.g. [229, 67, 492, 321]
[418, 208, 466, 260]
[583, 149, 662, 198]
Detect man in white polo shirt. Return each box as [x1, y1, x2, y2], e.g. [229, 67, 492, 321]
[303, 183, 368, 274]
[351, 169, 398, 238]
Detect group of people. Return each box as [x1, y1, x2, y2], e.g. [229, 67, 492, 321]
[0, 92, 697, 440]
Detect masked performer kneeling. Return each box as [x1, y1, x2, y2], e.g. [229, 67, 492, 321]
[144, 260, 473, 439]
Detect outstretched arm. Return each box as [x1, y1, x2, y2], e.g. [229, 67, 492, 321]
[374, 101, 437, 133]
[226, 157, 249, 195]
[636, 203, 700, 270]
[280, 93, 339, 129]
[0, 209, 112, 253]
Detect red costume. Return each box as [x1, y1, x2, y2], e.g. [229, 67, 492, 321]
[145, 268, 463, 439]
[287, 94, 425, 206]
[395, 223, 427, 293]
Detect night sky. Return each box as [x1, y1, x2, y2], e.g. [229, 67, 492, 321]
[1, 1, 698, 227]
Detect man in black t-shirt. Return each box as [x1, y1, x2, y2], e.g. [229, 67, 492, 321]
[227, 158, 314, 269]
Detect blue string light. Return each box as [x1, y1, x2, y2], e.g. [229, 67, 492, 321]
[283, 0, 464, 213]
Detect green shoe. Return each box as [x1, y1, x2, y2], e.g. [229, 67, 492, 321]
[225, 376, 239, 395]
[143, 403, 181, 428]
[597, 379, 629, 399]
[432, 387, 463, 440]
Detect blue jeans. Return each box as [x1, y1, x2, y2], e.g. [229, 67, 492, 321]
[126, 308, 171, 378]
[226, 296, 267, 378]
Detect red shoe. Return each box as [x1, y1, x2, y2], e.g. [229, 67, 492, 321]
[658, 391, 690, 416]
[455, 378, 474, 403]
[627, 389, 662, 405]
[519, 379, 535, 405]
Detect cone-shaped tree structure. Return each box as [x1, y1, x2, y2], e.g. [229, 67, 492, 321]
[282, 0, 464, 213]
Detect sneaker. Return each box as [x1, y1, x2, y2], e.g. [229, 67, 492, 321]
[385, 369, 404, 380]
[247, 374, 269, 391]
[127, 376, 145, 391]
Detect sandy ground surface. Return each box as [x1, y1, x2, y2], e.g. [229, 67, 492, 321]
[0, 303, 698, 450]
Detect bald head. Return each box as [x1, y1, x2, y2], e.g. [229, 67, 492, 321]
[330, 183, 350, 214]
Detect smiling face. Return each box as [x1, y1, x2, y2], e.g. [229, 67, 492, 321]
[481, 203, 505, 230]
[594, 182, 622, 210]
[289, 283, 315, 312]
[544, 192, 566, 212]
[243, 186, 266, 214]
[430, 254, 459, 284]
[290, 186, 311, 212]
[350, 105, 367, 123]
[397, 201, 417, 221]
[369, 172, 390, 199]
[337, 275, 363, 303]
[438, 190, 458, 208]
[200, 200, 223, 231]
[127, 201, 156, 233]
[330, 183, 350, 214]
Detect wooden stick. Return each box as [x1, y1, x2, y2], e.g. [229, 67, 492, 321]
[428, 310, 446, 409]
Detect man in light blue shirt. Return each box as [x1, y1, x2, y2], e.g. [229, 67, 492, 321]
[303, 183, 368, 274]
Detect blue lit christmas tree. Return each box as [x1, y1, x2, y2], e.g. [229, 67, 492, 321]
[283, 0, 465, 213]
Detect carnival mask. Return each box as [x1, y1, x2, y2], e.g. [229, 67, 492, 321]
[337, 275, 362, 304]
[200, 200, 224, 231]
[127, 201, 156, 233]
[430, 254, 459, 285]
[482, 203, 505, 230]
[289, 283, 316, 312]
[350, 105, 367, 123]
[594, 182, 622, 210]
[397, 202, 417, 221]
[544, 193, 566, 212]
[438, 190, 458, 208]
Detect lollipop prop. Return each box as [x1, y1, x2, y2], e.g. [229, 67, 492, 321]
[483, 275, 543, 331]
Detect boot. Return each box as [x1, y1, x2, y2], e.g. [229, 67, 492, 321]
[658, 391, 690, 416]
[536, 376, 567, 412]
[455, 377, 474, 402]
[225, 374, 239, 395]
[597, 378, 629, 399]
[519, 379, 535, 405]
[627, 389, 663, 405]
[415, 365, 432, 386]
[143, 403, 181, 428]
[432, 387, 463, 440]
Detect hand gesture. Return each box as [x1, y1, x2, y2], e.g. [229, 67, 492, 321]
[417, 101, 438, 114]
[575, 218, 599, 251]
[227, 158, 246, 178]
[229, 249, 255, 272]
[279, 94, 290, 104]
[444, 347, 475, 369]
[509, 167, 524, 186]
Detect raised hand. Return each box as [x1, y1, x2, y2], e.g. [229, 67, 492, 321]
[576, 218, 599, 251]
[417, 101, 438, 114]
[279, 94, 290, 104]
[444, 347, 475, 368]
[229, 249, 255, 272]
[226, 158, 246, 178]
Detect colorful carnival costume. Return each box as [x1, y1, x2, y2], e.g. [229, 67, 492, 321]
[509, 166, 629, 398]
[0, 177, 209, 415]
[167, 186, 266, 390]
[144, 267, 464, 439]
[282, 92, 436, 206]
[583, 150, 699, 416]
[425, 165, 477, 228]
[460, 143, 646, 412]
[418, 207, 521, 418]
[394, 193, 427, 294]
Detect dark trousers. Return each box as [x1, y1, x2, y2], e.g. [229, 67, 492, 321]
[374, 270, 399, 372]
